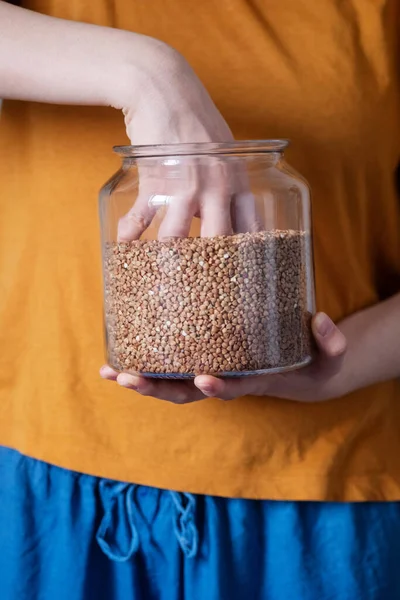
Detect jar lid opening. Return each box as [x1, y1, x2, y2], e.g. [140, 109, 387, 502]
[113, 139, 289, 158]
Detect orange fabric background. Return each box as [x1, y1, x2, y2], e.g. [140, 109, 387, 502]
[0, 0, 400, 500]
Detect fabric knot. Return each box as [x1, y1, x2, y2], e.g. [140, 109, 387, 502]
[96, 481, 139, 562]
[170, 491, 199, 558]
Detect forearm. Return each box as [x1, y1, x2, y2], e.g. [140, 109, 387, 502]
[0, 2, 173, 110]
[339, 292, 400, 393]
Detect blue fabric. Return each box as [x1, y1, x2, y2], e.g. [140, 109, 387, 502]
[0, 446, 399, 599]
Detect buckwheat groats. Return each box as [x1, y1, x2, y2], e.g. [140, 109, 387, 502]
[103, 230, 313, 378]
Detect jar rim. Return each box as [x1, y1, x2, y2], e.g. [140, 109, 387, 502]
[113, 139, 289, 158]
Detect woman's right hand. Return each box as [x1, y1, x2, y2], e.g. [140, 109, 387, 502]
[116, 44, 259, 241]
[121, 43, 233, 147]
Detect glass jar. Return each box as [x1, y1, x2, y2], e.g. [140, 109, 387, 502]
[99, 140, 315, 379]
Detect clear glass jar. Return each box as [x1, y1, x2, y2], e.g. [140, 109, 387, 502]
[99, 140, 315, 379]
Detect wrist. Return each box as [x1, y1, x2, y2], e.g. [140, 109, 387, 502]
[332, 315, 376, 398]
[109, 35, 185, 112]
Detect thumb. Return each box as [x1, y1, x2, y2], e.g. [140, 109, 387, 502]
[312, 312, 347, 376]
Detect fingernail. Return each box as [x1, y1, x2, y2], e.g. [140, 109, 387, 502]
[117, 374, 139, 390]
[196, 379, 213, 393]
[314, 313, 335, 338]
[200, 385, 213, 393]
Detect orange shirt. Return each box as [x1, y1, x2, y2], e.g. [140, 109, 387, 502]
[0, 0, 400, 501]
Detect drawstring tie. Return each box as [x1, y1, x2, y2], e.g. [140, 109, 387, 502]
[96, 482, 198, 562]
[170, 491, 199, 559]
[96, 481, 139, 562]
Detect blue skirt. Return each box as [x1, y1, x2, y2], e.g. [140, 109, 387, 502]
[0, 446, 399, 600]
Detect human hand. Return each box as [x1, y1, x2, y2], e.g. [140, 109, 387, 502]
[100, 313, 348, 403]
[195, 313, 348, 402]
[116, 45, 259, 241]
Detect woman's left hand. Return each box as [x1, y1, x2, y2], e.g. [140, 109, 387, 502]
[195, 312, 347, 402]
[100, 312, 348, 403]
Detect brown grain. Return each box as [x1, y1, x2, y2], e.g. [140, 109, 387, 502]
[103, 231, 313, 378]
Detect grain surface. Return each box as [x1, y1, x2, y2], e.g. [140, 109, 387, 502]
[104, 231, 313, 377]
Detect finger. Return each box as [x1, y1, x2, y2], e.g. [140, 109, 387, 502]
[231, 165, 262, 233]
[201, 191, 232, 237]
[312, 312, 347, 375]
[200, 161, 232, 237]
[116, 373, 205, 404]
[231, 191, 261, 233]
[118, 162, 168, 241]
[157, 194, 198, 239]
[156, 162, 199, 239]
[194, 374, 265, 400]
[117, 191, 157, 241]
[100, 365, 119, 381]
